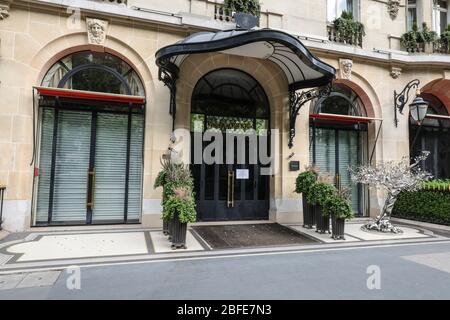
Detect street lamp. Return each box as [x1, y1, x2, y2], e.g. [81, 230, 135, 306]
[409, 91, 429, 125]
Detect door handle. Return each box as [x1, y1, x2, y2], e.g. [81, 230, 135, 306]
[227, 170, 235, 208]
[86, 169, 95, 209]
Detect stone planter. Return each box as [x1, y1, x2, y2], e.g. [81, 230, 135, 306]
[302, 194, 315, 229]
[315, 206, 330, 234]
[171, 213, 188, 249]
[331, 215, 346, 240]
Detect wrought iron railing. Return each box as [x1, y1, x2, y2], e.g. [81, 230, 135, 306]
[327, 24, 363, 47]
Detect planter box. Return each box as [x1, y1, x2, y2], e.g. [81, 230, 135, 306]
[315, 206, 330, 234]
[331, 215, 346, 240]
[171, 214, 188, 249]
[163, 220, 169, 236]
[302, 194, 315, 229]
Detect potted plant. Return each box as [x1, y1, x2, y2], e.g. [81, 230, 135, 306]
[224, 0, 261, 17]
[154, 169, 169, 235]
[306, 182, 336, 233]
[163, 186, 197, 249]
[439, 25, 450, 53]
[332, 11, 365, 46]
[295, 169, 318, 228]
[323, 195, 353, 240]
[401, 22, 437, 53]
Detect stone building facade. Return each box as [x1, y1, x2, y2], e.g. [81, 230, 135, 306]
[0, 0, 449, 232]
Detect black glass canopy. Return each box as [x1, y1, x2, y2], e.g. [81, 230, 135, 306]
[156, 28, 335, 91]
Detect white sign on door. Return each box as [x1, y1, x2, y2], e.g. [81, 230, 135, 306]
[236, 169, 249, 180]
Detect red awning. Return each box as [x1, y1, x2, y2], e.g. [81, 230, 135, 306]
[35, 87, 145, 105]
[309, 113, 382, 123]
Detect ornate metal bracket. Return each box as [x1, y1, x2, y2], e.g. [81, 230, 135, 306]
[394, 79, 420, 127]
[289, 83, 332, 148]
[158, 58, 179, 130]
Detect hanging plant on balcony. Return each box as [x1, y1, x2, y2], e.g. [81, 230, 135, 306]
[332, 11, 365, 46]
[439, 25, 450, 53]
[224, 0, 261, 17]
[400, 23, 438, 52]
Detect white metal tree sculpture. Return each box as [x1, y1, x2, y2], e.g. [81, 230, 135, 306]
[350, 151, 431, 234]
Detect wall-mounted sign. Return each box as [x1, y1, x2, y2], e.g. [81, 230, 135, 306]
[289, 161, 300, 171]
[236, 169, 249, 180]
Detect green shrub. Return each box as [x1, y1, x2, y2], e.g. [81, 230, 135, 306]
[224, 0, 261, 17]
[163, 193, 197, 224]
[393, 190, 450, 225]
[323, 195, 354, 220]
[401, 22, 438, 49]
[306, 183, 336, 206]
[295, 171, 318, 194]
[422, 179, 450, 192]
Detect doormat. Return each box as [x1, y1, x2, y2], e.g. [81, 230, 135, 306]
[192, 223, 317, 249]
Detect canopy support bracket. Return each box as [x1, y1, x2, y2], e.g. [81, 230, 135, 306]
[158, 58, 179, 131]
[289, 83, 331, 148]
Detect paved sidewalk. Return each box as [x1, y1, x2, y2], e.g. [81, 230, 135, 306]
[0, 222, 447, 274]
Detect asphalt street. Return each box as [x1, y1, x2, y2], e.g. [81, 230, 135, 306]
[0, 240, 449, 300]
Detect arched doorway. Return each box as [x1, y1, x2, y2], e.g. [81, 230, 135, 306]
[190, 69, 270, 221]
[309, 84, 369, 216]
[410, 93, 450, 178]
[35, 51, 145, 226]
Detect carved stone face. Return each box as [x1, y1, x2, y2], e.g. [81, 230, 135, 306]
[90, 23, 104, 38]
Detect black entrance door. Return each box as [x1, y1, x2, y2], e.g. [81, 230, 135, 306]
[190, 69, 271, 221]
[192, 132, 270, 221]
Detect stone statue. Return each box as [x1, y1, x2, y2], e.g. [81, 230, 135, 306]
[387, 0, 400, 20]
[339, 59, 353, 80]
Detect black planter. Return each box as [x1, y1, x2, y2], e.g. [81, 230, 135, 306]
[302, 194, 315, 229]
[168, 219, 174, 240]
[171, 213, 188, 249]
[315, 206, 330, 234]
[163, 219, 170, 236]
[331, 215, 346, 240]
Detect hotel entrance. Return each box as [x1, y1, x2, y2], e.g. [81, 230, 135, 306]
[190, 69, 271, 221]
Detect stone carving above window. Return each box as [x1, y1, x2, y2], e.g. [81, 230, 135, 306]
[0, 0, 12, 20]
[86, 18, 108, 45]
[339, 58, 353, 80]
[390, 66, 402, 79]
[387, 0, 400, 20]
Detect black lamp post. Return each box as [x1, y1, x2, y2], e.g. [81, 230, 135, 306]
[409, 92, 430, 149]
[394, 79, 421, 127]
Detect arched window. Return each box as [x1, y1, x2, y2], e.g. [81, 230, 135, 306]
[42, 51, 144, 96]
[311, 84, 366, 116]
[410, 93, 450, 178]
[309, 84, 369, 216]
[191, 68, 270, 134]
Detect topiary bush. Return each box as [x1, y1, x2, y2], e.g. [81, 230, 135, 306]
[323, 195, 353, 220]
[295, 171, 318, 195]
[306, 182, 337, 206]
[332, 11, 365, 45]
[224, 0, 261, 17]
[393, 190, 450, 225]
[401, 22, 438, 52]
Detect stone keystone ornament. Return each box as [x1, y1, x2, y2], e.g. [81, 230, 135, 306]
[350, 151, 431, 234]
[86, 18, 108, 45]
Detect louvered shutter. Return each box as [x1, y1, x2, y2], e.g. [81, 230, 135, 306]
[52, 110, 92, 222]
[92, 113, 128, 222]
[127, 113, 144, 221]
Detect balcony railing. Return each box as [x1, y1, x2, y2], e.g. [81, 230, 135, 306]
[214, 3, 233, 23]
[402, 42, 450, 54]
[327, 24, 363, 47]
[100, 0, 127, 4]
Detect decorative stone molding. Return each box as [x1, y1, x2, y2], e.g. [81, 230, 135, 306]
[390, 66, 402, 79]
[86, 18, 108, 45]
[387, 0, 400, 20]
[444, 70, 450, 80]
[339, 58, 353, 80]
[0, 0, 12, 20]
